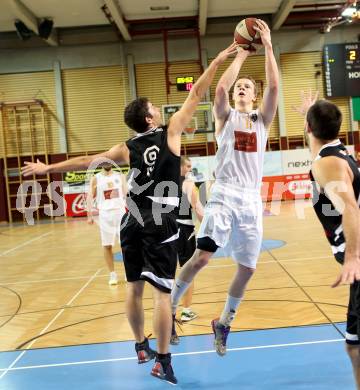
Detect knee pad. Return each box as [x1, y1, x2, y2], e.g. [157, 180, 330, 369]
[197, 236, 219, 253]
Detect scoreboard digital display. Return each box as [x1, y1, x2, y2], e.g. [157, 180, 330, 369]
[323, 42, 360, 98]
[176, 76, 194, 91]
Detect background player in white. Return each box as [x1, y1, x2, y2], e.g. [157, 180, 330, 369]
[86, 165, 127, 285]
[21, 42, 238, 385]
[171, 19, 279, 355]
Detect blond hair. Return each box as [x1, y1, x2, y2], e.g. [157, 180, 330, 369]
[181, 156, 191, 166]
[237, 75, 258, 97]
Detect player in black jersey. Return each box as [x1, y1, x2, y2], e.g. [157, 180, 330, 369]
[177, 157, 204, 322]
[170, 157, 204, 344]
[297, 92, 360, 388]
[21, 43, 238, 385]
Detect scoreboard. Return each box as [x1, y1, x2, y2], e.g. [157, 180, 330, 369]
[176, 76, 194, 91]
[323, 42, 360, 98]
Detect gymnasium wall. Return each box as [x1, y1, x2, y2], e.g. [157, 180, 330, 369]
[280, 51, 351, 138]
[0, 71, 59, 156]
[0, 24, 358, 72]
[0, 25, 358, 156]
[135, 61, 208, 145]
[62, 65, 130, 153]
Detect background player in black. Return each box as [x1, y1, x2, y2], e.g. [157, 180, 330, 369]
[21, 42, 238, 385]
[171, 156, 203, 344]
[177, 157, 203, 323]
[296, 93, 360, 389]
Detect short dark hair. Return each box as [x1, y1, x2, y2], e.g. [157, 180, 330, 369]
[306, 100, 342, 141]
[124, 97, 152, 133]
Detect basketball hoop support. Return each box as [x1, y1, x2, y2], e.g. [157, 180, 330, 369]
[163, 27, 203, 100]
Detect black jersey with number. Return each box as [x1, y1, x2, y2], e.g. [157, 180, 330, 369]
[177, 175, 194, 226]
[125, 126, 180, 211]
[309, 140, 360, 264]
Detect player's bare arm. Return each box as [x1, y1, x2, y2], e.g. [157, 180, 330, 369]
[255, 19, 279, 129]
[21, 142, 130, 176]
[213, 48, 250, 135]
[167, 43, 238, 154]
[183, 180, 204, 222]
[312, 157, 360, 287]
[86, 176, 97, 224]
[121, 173, 128, 201]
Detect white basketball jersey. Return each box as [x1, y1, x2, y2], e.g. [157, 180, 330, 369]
[95, 171, 125, 211]
[214, 108, 268, 191]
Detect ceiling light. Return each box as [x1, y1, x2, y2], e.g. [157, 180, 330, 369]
[14, 20, 33, 40]
[38, 18, 54, 40]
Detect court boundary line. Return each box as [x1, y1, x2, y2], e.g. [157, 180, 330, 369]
[0, 338, 344, 373]
[0, 268, 102, 380]
[0, 273, 116, 286]
[0, 320, 346, 355]
[261, 242, 346, 340]
[0, 232, 52, 257]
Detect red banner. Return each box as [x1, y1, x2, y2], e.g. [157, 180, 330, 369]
[64, 193, 87, 217]
[261, 174, 312, 202]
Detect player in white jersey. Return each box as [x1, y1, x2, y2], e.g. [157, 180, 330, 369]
[87, 165, 127, 285]
[171, 19, 279, 355]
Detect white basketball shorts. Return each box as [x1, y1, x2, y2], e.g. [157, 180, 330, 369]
[197, 182, 263, 268]
[98, 208, 124, 246]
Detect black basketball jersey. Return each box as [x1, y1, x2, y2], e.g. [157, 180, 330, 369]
[177, 175, 194, 226]
[125, 126, 180, 211]
[309, 140, 360, 264]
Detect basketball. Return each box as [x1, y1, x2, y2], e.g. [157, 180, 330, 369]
[234, 18, 263, 51]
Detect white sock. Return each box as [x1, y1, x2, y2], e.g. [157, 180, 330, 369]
[171, 279, 190, 315]
[219, 295, 242, 327]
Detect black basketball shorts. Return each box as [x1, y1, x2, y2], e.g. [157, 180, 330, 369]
[346, 281, 360, 345]
[120, 210, 179, 293]
[177, 224, 196, 267]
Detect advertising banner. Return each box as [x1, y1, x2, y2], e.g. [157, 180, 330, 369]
[281, 149, 312, 175]
[189, 156, 216, 182]
[262, 174, 312, 201]
[263, 151, 282, 176]
[64, 192, 88, 217]
[282, 145, 355, 175]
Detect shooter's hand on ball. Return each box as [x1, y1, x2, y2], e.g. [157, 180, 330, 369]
[253, 19, 272, 49]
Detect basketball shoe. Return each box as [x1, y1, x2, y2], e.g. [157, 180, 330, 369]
[135, 337, 156, 364]
[211, 318, 230, 356]
[151, 353, 177, 385]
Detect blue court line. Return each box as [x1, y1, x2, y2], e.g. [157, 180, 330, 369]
[114, 251, 123, 261]
[0, 323, 353, 390]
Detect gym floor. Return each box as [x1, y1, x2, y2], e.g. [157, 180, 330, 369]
[0, 201, 352, 388]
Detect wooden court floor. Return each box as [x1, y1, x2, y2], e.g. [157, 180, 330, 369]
[0, 201, 348, 353]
